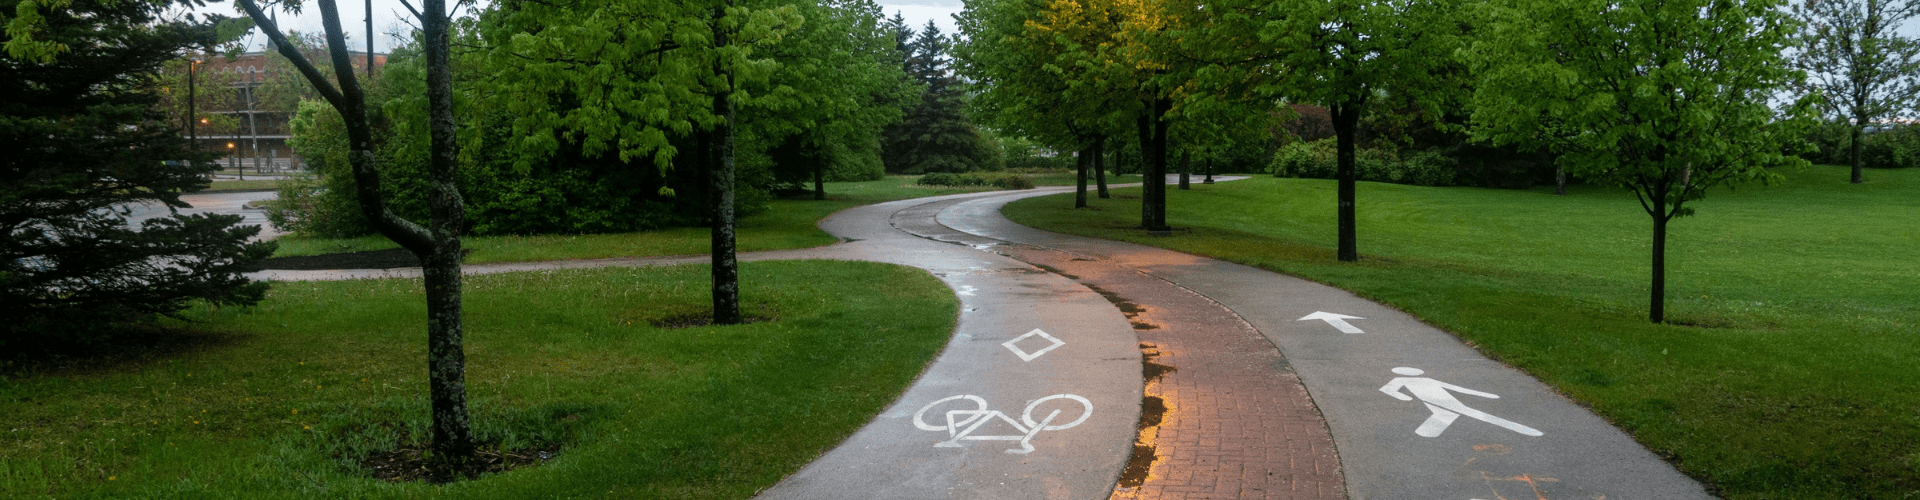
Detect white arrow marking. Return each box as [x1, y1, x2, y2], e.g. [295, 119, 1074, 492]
[1299, 311, 1366, 334]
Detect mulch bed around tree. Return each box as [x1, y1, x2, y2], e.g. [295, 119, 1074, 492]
[360, 441, 561, 484]
[256, 248, 469, 270]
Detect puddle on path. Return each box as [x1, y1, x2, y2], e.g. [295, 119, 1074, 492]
[1115, 341, 1176, 493]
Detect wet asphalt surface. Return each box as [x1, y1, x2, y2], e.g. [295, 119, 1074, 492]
[234, 179, 1713, 499]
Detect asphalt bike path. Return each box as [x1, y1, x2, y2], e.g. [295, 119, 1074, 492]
[893, 189, 1345, 500]
[254, 188, 1145, 500]
[249, 180, 1714, 499]
[936, 189, 1714, 500]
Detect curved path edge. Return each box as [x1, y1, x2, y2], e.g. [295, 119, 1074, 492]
[250, 187, 1146, 500]
[942, 188, 1715, 500]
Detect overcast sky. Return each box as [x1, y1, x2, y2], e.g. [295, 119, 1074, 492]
[188, 0, 965, 54]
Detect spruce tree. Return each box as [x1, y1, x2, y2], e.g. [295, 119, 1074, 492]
[882, 21, 996, 173]
[2, 0, 274, 346]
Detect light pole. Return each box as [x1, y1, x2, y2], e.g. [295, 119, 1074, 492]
[1204, 153, 1214, 184]
[187, 57, 200, 154]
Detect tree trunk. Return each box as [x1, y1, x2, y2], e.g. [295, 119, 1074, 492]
[812, 160, 825, 200]
[1554, 164, 1566, 195]
[1851, 123, 1864, 184]
[1332, 101, 1361, 262]
[1094, 136, 1110, 199]
[1075, 145, 1089, 208]
[1137, 99, 1171, 232]
[422, 250, 472, 460]
[1178, 148, 1191, 190]
[240, 0, 476, 462]
[421, 0, 474, 460]
[1650, 215, 1667, 324]
[710, 7, 742, 326]
[1137, 112, 1153, 228]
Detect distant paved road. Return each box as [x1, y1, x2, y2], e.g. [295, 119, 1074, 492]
[123, 190, 281, 241]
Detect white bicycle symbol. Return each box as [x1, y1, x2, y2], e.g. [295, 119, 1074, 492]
[912, 394, 1093, 454]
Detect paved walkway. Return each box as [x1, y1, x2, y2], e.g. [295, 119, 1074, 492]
[905, 195, 1344, 500]
[250, 181, 1715, 500]
[124, 190, 284, 241]
[932, 190, 1714, 500]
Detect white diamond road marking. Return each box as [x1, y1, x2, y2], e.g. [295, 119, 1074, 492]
[1002, 328, 1065, 362]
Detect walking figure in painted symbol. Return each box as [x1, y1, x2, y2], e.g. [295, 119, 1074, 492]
[1378, 367, 1543, 438]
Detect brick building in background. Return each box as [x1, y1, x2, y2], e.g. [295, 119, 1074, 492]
[177, 51, 386, 175]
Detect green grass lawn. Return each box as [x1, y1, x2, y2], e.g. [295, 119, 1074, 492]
[270, 173, 1136, 263]
[1003, 165, 1920, 499]
[0, 260, 955, 499]
[201, 179, 281, 192]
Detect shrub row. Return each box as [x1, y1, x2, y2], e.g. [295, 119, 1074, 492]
[1268, 139, 1460, 187]
[916, 172, 1037, 189]
[1801, 122, 1920, 169]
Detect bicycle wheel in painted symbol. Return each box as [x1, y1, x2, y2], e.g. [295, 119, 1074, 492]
[912, 394, 1093, 454]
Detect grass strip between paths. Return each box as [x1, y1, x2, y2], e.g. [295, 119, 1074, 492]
[1002, 165, 1919, 500]
[269, 173, 1137, 263]
[0, 260, 956, 499]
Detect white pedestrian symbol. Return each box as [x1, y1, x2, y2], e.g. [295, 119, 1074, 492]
[1378, 367, 1543, 438]
[913, 394, 1093, 454]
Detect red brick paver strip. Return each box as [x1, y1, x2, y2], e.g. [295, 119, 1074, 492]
[999, 245, 1347, 500]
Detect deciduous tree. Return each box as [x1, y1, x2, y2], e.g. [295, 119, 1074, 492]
[1468, 0, 1814, 323]
[1202, 0, 1464, 260]
[480, 0, 804, 324]
[1789, 0, 1920, 183]
[957, 0, 1131, 208]
[235, 0, 479, 460]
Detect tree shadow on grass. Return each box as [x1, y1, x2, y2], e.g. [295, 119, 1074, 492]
[0, 325, 250, 377]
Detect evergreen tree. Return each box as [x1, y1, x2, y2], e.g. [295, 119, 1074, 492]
[882, 21, 997, 173]
[2, 0, 274, 346]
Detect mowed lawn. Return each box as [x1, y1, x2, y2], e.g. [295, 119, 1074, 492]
[1004, 165, 1919, 499]
[271, 173, 1133, 263]
[0, 261, 955, 499]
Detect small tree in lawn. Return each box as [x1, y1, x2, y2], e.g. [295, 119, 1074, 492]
[233, 0, 480, 461]
[1203, 0, 1465, 261]
[1468, 0, 1815, 323]
[1788, 0, 1920, 184]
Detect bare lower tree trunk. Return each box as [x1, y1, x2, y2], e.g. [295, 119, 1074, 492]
[1555, 164, 1567, 195]
[1138, 99, 1171, 232]
[710, 4, 742, 326]
[812, 160, 825, 200]
[1650, 215, 1667, 323]
[1094, 136, 1110, 199]
[420, 0, 472, 460]
[239, 0, 476, 461]
[1851, 123, 1864, 184]
[1178, 149, 1190, 190]
[1075, 145, 1089, 208]
[1332, 101, 1361, 262]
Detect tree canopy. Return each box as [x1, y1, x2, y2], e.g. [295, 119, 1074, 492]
[1468, 0, 1814, 323]
[1789, 0, 1920, 183]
